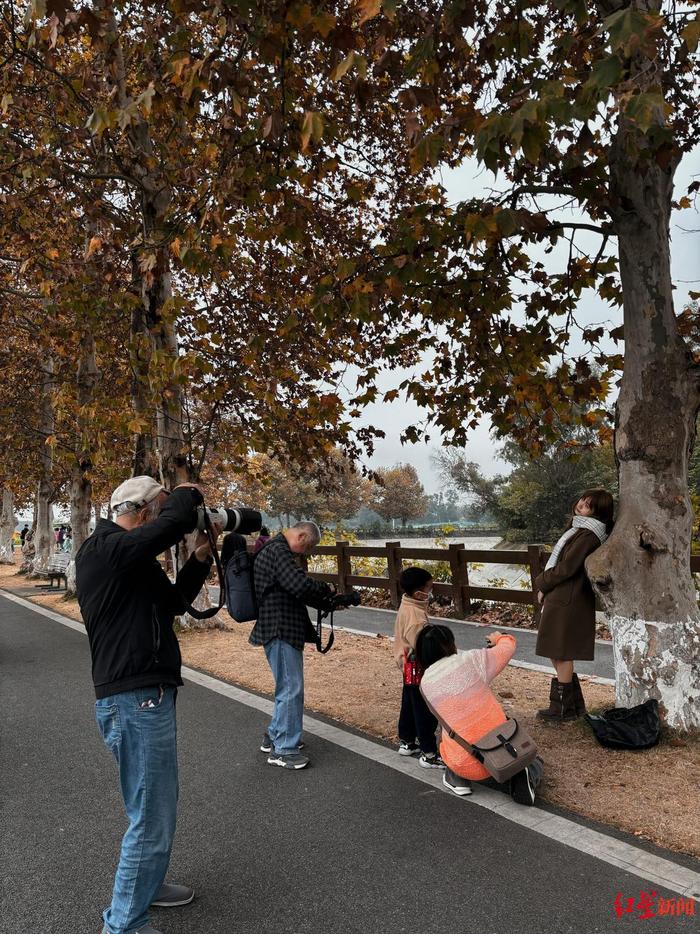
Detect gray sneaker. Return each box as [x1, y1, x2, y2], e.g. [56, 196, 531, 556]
[151, 882, 195, 907]
[267, 751, 309, 769]
[261, 733, 304, 753]
[443, 768, 473, 797]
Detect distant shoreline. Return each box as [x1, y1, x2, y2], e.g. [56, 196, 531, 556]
[353, 527, 504, 540]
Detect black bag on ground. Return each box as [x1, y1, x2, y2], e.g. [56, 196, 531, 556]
[584, 698, 660, 750]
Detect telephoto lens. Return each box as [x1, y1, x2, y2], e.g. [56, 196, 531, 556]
[197, 507, 262, 534]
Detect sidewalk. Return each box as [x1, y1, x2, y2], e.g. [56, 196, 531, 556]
[1, 592, 698, 933]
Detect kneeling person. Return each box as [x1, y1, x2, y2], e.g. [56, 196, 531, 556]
[417, 624, 543, 805]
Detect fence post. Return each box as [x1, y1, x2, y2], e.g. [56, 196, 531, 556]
[336, 540, 351, 593]
[386, 541, 402, 609]
[528, 544, 545, 624]
[448, 543, 469, 618]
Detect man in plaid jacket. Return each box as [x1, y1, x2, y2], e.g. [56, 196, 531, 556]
[250, 521, 334, 769]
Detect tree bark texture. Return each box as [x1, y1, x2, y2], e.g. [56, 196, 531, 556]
[66, 332, 99, 593]
[71, 339, 98, 543]
[0, 487, 16, 563]
[129, 280, 157, 478]
[586, 22, 700, 729]
[138, 178, 189, 490]
[98, 0, 189, 488]
[32, 358, 55, 576]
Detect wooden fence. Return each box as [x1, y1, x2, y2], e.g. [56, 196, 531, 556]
[305, 541, 700, 622]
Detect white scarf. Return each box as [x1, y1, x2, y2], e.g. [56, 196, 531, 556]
[545, 516, 608, 571]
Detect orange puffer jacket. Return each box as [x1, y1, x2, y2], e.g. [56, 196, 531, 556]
[420, 634, 516, 780]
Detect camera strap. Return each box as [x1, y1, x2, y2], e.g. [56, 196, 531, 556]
[176, 512, 226, 620]
[315, 607, 335, 654]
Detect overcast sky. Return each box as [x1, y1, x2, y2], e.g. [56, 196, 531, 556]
[355, 147, 700, 494]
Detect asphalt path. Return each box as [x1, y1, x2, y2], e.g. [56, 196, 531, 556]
[210, 586, 615, 680]
[1, 595, 694, 934]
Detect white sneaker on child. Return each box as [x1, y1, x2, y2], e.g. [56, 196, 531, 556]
[398, 741, 420, 756]
[418, 753, 445, 769]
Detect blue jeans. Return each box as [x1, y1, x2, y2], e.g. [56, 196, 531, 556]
[264, 639, 304, 754]
[95, 686, 178, 934]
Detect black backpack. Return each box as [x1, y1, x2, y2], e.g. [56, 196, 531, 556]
[224, 535, 275, 622]
[585, 699, 661, 750]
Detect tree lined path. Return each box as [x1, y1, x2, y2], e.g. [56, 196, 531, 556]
[2, 1, 700, 728]
[2, 593, 698, 934]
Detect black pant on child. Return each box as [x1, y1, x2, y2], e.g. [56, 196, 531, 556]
[399, 684, 437, 754]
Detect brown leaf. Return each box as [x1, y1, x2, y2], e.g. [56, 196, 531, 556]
[47, 0, 74, 21]
[356, 0, 382, 26]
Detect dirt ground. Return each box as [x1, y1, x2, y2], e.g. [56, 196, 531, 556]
[2, 560, 699, 858]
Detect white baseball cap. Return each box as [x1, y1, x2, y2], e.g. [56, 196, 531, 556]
[110, 476, 166, 511]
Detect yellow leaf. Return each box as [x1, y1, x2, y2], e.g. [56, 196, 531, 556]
[330, 51, 355, 81]
[314, 11, 336, 37]
[311, 111, 324, 144]
[300, 110, 314, 151]
[356, 0, 381, 25]
[87, 236, 102, 256]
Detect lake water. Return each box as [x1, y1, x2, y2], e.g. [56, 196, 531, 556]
[354, 537, 531, 589]
[357, 536, 504, 551]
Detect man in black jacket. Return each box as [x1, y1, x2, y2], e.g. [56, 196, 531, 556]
[250, 521, 334, 770]
[76, 476, 217, 934]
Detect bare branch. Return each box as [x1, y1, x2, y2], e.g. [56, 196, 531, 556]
[507, 185, 578, 207]
[548, 222, 613, 236]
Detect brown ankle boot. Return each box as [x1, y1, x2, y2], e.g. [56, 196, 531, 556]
[536, 677, 560, 719]
[537, 679, 577, 721]
[571, 672, 586, 716]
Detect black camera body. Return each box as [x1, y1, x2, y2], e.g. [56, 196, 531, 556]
[196, 506, 261, 535]
[326, 589, 361, 611]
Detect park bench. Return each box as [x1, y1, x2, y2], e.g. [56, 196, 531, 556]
[38, 552, 71, 590]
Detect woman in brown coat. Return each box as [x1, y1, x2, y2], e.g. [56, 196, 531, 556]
[535, 489, 614, 721]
